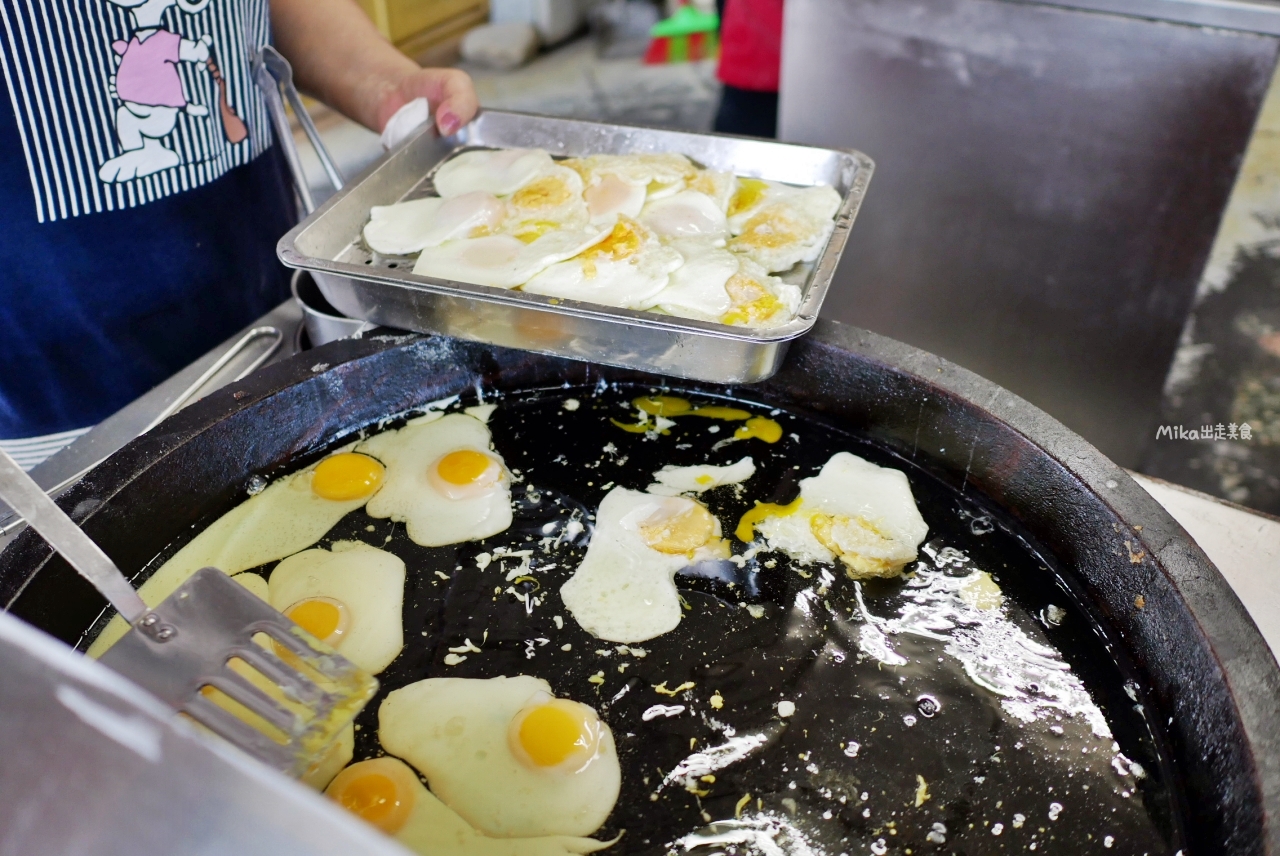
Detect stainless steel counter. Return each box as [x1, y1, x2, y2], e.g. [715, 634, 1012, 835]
[779, 0, 1280, 468]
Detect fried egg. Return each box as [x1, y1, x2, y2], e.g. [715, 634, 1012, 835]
[268, 541, 405, 675]
[503, 166, 589, 234]
[646, 248, 800, 327]
[639, 191, 728, 245]
[644, 240, 739, 322]
[87, 450, 386, 657]
[718, 257, 803, 327]
[434, 148, 555, 197]
[566, 153, 697, 201]
[413, 223, 610, 289]
[358, 412, 512, 547]
[521, 216, 682, 309]
[726, 178, 841, 233]
[378, 676, 621, 839]
[726, 179, 841, 273]
[648, 457, 756, 495]
[327, 756, 614, 856]
[560, 488, 728, 643]
[363, 192, 508, 256]
[740, 452, 928, 579]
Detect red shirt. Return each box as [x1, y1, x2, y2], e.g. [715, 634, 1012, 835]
[716, 0, 783, 93]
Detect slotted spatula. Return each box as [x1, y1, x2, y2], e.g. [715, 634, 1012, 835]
[0, 448, 378, 776]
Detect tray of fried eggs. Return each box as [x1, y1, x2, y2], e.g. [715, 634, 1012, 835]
[278, 110, 873, 384]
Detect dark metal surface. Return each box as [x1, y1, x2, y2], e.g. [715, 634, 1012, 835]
[779, 0, 1279, 467]
[0, 323, 1276, 852]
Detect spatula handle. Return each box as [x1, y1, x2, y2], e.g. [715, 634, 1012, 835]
[0, 449, 147, 622]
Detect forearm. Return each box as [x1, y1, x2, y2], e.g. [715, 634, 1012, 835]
[269, 0, 418, 131]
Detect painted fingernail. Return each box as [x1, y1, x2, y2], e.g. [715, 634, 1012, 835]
[438, 109, 460, 136]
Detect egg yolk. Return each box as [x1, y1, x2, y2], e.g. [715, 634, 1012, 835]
[688, 405, 751, 421]
[735, 496, 804, 542]
[641, 501, 717, 554]
[510, 175, 573, 210]
[728, 178, 769, 218]
[326, 758, 416, 835]
[734, 416, 783, 443]
[511, 698, 598, 771]
[633, 395, 691, 416]
[436, 449, 495, 485]
[312, 453, 385, 501]
[583, 217, 644, 261]
[284, 596, 349, 644]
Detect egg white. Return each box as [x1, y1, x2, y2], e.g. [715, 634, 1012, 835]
[644, 240, 740, 321]
[412, 223, 611, 290]
[378, 675, 621, 839]
[357, 412, 513, 547]
[686, 169, 736, 211]
[521, 216, 682, 310]
[364, 192, 508, 256]
[268, 541, 405, 675]
[639, 190, 728, 245]
[648, 457, 756, 496]
[87, 454, 375, 658]
[754, 452, 928, 579]
[434, 148, 555, 197]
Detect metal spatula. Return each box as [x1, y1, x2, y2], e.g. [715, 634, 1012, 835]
[0, 448, 378, 776]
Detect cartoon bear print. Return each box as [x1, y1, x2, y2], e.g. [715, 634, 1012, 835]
[99, 0, 247, 183]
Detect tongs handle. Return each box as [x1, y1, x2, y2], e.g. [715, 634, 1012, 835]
[0, 449, 146, 622]
[253, 45, 344, 215]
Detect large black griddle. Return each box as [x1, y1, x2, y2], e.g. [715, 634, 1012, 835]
[1, 321, 1276, 854]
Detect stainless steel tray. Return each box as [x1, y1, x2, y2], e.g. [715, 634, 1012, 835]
[277, 110, 873, 383]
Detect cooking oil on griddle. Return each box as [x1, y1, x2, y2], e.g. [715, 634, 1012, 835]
[117, 384, 1183, 855]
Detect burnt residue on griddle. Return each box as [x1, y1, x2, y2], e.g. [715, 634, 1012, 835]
[109, 383, 1183, 854]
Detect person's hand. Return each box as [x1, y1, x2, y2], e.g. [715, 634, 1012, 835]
[374, 66, 477, 137]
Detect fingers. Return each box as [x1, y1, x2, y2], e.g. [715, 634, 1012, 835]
[438, 69, 478, 135]
[405, 68, 478, 136]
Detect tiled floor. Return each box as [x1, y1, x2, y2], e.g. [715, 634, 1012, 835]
[294, 35, 719, 204]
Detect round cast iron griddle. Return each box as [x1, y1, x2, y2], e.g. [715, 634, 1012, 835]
[0, 321, 1276, 854]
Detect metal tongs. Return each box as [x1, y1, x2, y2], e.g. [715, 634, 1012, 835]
[253, 45, 344, 215]
[0, 448, 377, 776]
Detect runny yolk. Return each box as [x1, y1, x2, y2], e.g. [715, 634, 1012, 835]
[633, 395, 691, 416]
[326, 760, 415, 835]
[312, 452, 385, 501]
[284, 597, 347, 643]
[436, 449, 494, 485]
[517, 702, 588, 767]
[734, 416, 783, 443]
[735, 496, 804, 542]
[688, 405, 752, 421]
